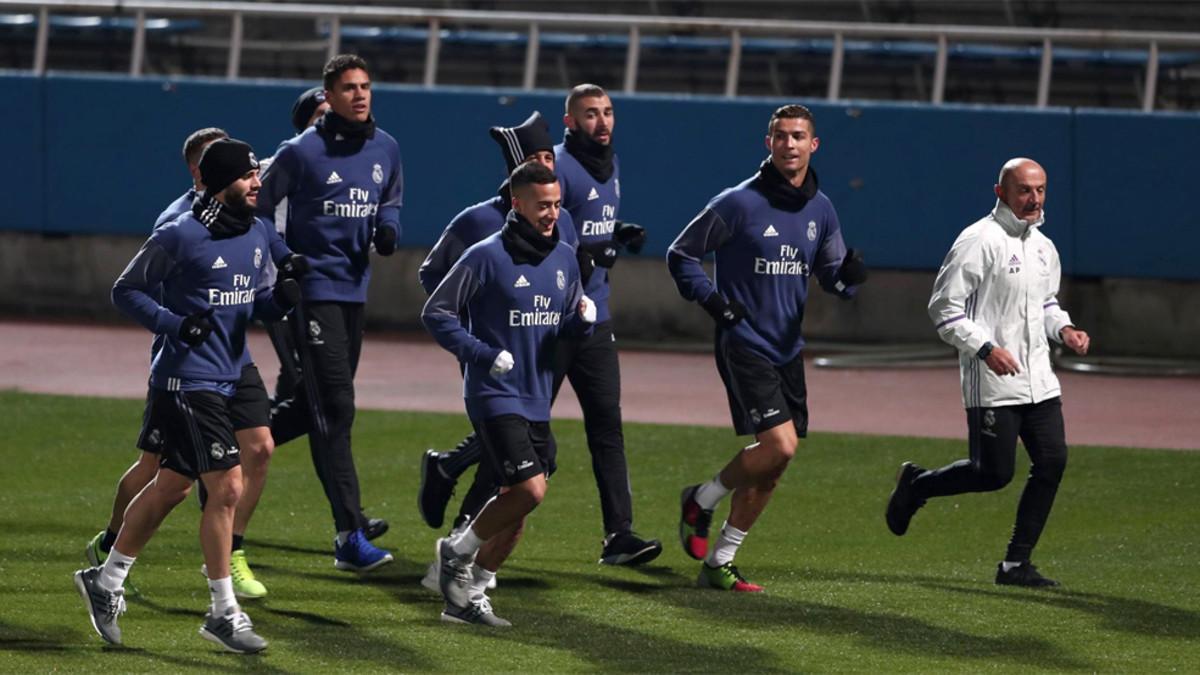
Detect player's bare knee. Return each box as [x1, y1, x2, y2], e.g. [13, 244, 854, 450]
[203, 471, 243, 510]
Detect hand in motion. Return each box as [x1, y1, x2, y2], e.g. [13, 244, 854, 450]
[179, 308, 215, 347]
[278, 253, 310, 279]
[985, 346, 1021, 376]
[373, 226, 397, 256]
[490, 350, 515, 377]
[1061, 326, 1090, 355]
[579, 295, 597, 324]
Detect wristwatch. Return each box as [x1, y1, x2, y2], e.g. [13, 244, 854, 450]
[976, 341, 995, 360]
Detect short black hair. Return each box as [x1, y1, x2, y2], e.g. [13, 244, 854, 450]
[509, 160, 558, 194]
[183, 127, 228, 167]
[565, 83, 608, 114]
[323, 54, 370, 91]
[768, 104, 815, 134]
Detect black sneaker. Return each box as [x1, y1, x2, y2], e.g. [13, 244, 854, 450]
[885, 461, 926, 536]
[679, 485, 714, 561]
[995, 562, 1060, 588]
[364, 516, 389, 542]
[419, 450, 456, 530]
[599, 532, 663, 566]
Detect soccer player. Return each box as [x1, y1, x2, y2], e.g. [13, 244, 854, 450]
[76, 139, 296, 652]
[84, 127, 304, 601]
[423, 161, 595, 626]
[886, 157, 1089, 587]
[668, 104, 868, 591]
[257, 54, 402, 571]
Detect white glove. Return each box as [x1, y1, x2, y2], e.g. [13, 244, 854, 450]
[490, 350, 514, 377]
[579, 295, 597, 324]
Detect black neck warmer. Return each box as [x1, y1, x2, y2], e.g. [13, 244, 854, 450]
[315, 110, 377, 144]
[754, 157, 819, 212]
[192, 191, 253, 239]
[563, 127, 615, 183]
[501, 210, 559, 265]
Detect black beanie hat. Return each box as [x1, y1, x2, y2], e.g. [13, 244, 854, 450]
[199, 138, 260, 197]
[489, 111, 554, 174]
[291, 86, 327, 133]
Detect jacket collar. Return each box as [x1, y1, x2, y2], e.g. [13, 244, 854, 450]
[991, 199, 1043, 238]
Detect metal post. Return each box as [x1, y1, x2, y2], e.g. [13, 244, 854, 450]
[1036, 37, 1052, 108]
[33, 6, 48, 75]
[130, 9, 146, 77]
[932, 34, 948, 104]
[423, 18, 440, 87]
[724, 29, 741, 97]
[827, 32, 844, 101]
[623, 25, 639, 93]
[522, 23, 539, 90]
[226, 11, 243, 80]
[326, 15, 341, 62]
[1143, 40, 1159, 112]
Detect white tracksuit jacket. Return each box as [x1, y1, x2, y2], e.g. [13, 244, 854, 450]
[928, 201, 1074, 409]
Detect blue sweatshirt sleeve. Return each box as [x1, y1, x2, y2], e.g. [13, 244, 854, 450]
[112, 235, 185, 338]
[421, 259, 502, 369]
[256, 142, 299, 230]
[376, 144, 403, 240]
[812, 203, 857, 299]
[419, 228, 467, 296]
[666, 206, 734, 303]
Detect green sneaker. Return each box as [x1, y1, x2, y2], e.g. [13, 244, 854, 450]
[230, 550, 268, 599]
[86, 530, 140, 598]
[697, 562, 765, 592]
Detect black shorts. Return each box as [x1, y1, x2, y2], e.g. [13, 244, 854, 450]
[136, 384, 165, 454]
[137, 365, 268, 452]
[475, 414, 557, 487]
[714, 332, 808, 437]
[145, 388, 242, 479]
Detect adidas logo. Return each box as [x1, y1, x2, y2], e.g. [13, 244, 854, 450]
[514, 275, 530, 288]
[326, 171, 343, 185]
[1008, 254, 1021, 266]
[763, 225, 779, 237]
[587, 187, 599, 201]
[212, 256, 227, 269]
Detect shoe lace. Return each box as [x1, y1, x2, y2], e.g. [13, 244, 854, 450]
[474, 596, 494, 616]
[228, 611, 254, 634]
[104, 589, 127, 621]
[230, 555, 255, 583]
[724, 564, 750, 584]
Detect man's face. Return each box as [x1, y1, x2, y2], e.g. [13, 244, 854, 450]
[326, 68, 371, 123]
[307, 101, 332, 129]
[767, 116, 819, 179]
[221, 170, 261, 211]
[996, 163, 1048, 224]
[524, 150, 555, 171]
[565, 95, 615, 145]
[513, 181, 562, 237]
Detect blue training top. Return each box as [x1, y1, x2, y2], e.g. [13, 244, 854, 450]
[554, 143, 619, 324]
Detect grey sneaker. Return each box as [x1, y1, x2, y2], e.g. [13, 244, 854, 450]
[74, 566, 126, 645]
[199, 607, 268, 654]
[437, 537, 473, 609]
[440, 596, 511, 627]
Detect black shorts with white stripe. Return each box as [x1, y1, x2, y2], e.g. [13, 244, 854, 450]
[714, 330, 809, 438]
[146, 388, 241, 479]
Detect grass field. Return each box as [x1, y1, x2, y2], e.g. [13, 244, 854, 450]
[0, 390, 1197, 672]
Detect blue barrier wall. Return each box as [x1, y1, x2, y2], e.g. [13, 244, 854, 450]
[3, 73, 1197, 279]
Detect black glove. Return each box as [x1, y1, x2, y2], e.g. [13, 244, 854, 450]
[373, 225, 397, 256]
[179, 307, 215, 346]
[700, 292, 747, 328]
[576, 246, 597, 285]
[582, 240, 619, 269]
[614, 221, 647, 254]
[278, 253, 310, 280]
[273, 278, 301, 313]
[839, 248, 868, 286]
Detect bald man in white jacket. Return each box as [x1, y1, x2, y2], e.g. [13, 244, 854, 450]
[886, 158, 1090, 588]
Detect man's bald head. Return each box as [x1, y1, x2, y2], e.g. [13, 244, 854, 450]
[994, 157, 1047, 224]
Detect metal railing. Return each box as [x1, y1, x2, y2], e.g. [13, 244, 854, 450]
[4, 0, 1200, 111]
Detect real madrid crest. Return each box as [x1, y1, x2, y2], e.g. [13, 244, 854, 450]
[807, 220, 818, 241]
[372, 163, 383, 184]
[556, 269, 566, 290]
[254, 247, 263, 269]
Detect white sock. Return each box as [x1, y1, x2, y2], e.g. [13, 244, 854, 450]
[208, 576, 239, 615]
[1001, 561, 1023, 572]
[98, 549, 136, 592]
[694, 475, 731, 510]
[451, 526, 483, 559]
[469, 567, 496, 599]
[336, 530, 352, 546]
[706, 521, 748, 567]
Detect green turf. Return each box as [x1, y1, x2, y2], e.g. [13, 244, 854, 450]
[0, 390, 1197, 672]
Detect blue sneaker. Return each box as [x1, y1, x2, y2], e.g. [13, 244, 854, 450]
[334, 529, 394, 572]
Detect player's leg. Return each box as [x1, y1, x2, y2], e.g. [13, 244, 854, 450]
[222, 365, 274, 599]
[419, 431, 484, 529]
[997, 397, 1068, 587]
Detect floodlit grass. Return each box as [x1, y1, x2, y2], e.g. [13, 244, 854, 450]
[0, 390, 1197, 672]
